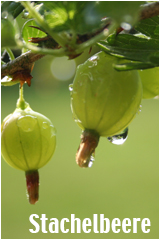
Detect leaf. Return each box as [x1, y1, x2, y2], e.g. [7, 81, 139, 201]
[37, 1, 141, 35]
[40, 2, 69, 31]
[97, 16, 159, 68]
[98, 35, 158, 64]
[22, 19, 47, 45]
[1, 1, 24, 19]
[1, 16, 17, 49]
[83, 1, 142, 26]
[135, 16, 159, 39]
[113, 62, 155, 71]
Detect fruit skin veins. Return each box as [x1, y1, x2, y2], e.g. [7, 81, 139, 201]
[1, 103, 56, 172]
[71, 51, 142, 137]
[139, 67, 159, 99]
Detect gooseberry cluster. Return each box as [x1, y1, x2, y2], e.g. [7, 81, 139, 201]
[3, 51, 156, 204]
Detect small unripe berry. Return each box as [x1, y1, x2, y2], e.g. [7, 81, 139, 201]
[1, 96, 56, 204]
[1, 104, 56, 171]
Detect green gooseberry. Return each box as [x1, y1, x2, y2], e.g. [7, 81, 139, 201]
[139, 67, 159, 99]
[70, 51, 142, 168]
[1, 105, 56, 171]
[1, 96, 56, 204]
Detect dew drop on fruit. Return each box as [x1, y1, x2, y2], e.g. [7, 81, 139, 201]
[107, 127, 128, 145]
[50, 125, 56, 137]
[42, 122, 56, 136]
[137, 105, 142, 114]
[42, 122, 49, 129]
[17, 116, 37, 132]
[89, 55, 98, 62]
[88, 55, 98, 68]
[69, 84, 73, 92]
[69, 84, 77, 97]
[74, 118, 82, 124]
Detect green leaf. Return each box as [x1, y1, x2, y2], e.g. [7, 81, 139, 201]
[37, 1, 141, 35]
[1, 17, 17, 49]
[98, 34, 158, 63]
[97, 16, 159, 68]
[20, 1, 142, 54]
[22, 19, 47, 45]
[84, 1, 142, 25]
[1, 1, 11, 13]
[135, 16, 159, 39]
[114, 62, 155, 71]
[39, 2, 70, 32]
[1, 1, 24, 19]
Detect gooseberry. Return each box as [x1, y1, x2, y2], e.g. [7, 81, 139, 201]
[1, 88, 56, 204]
[139, 67, 159, 99]
[70, 51, 142, 167]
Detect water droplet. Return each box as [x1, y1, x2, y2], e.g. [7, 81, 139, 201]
[42, 122, 49, 129]
[50, 125, 56, 137]
[17, 115, 37, 132]
[88, 155, 94, 168]
[89, 55, 98, 61]
[69, 84, 77, 97]
[2, 11, 8, 19]
[42, 122, 56, 136]
[101, 17, 108, 21]
[69, 84, 73, 92]
[120, 22, 132, 31]
[88, 55, 99, 68]
[103, 28, 109, 36]
[74, 119, 82, 124]
[137, 105, 142, 114]
[107, 127, 128, 145]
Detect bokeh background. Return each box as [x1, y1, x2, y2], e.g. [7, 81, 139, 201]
[1, 45, 159, 239]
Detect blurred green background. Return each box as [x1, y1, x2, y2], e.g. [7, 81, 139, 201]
[1, 47, 159, 239]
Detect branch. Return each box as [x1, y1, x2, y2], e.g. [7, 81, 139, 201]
[1, 2, 159, 80]
[140, 2, 159, 20]
[1, 51, 44, 79]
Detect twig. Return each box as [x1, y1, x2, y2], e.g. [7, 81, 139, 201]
[1, 51, 44, 79]
[140, 2, 159, 20]
[1, 2, 159, 79]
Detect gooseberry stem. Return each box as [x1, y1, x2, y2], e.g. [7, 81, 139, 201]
[16, 85, 29, 110]
[25, 170, 39, 205]
[19, 85, 24, 102]
[76, 129, 100, 168]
